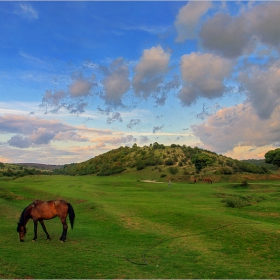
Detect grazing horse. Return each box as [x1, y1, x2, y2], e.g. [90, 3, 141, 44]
[17, 199, 75, 242]
[203, 178, 212, 184]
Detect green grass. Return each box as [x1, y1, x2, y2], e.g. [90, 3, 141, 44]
[1, 175, 280, 278]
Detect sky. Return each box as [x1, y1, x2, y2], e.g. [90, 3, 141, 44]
[1, 1, 280, 165]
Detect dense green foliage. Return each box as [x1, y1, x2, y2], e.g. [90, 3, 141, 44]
[191, 153, 213, 173]
[265, 148, 280, 168]
[1, 175, 280, 278]
[54, 143, 271, 176]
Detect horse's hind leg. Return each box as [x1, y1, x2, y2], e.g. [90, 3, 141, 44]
[39, 220, 51, 240]
[60, 218, 68, 242]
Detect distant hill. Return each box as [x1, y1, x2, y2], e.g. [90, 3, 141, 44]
[241, 159, 278, 171]
[55, 143, 273, 177]
[15, 163, 63, 171]
[0, 162, 58, 178]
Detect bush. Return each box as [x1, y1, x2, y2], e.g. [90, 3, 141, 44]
[215, 167, 233, 175]
[136, 161, 145, 171]
[223, 196, 250, 208]
[168, 167, 179, 175]
[240, 179, 249, 186]
[223, 194, 266, 208]
[165, 159, 173, 165]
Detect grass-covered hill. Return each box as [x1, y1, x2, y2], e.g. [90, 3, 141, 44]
[55, 143, 274, 177]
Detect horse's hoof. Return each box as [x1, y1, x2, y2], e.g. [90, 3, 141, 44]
[47, 239, 51, 241]
[60, 240, 65, 243]
[32, 239, 36, 242]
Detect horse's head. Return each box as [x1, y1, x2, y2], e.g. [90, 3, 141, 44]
[17, 223, 27, 242]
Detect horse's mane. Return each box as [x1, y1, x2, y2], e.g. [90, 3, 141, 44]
[17, 204, 32, 229]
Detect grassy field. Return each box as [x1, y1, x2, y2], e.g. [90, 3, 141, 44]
[1, 174, 280, 278]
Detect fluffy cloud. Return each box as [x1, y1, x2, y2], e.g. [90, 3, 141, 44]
[133, 46, 171, 99]
[8, 134, 31, 148]
[246, 2, 280, 48]
[69, 78, 93, 98]
[41, 75, 96, 114]
[175, 1, 212, 42]
[192, 103, 280, 154]
[42, 90, 67, 107]
[199, 2, 280, 58]
[200, 13, 248, 58]
[178, 52, 232, 106]
[101, 58, 130, 106]
[238, 62, 280, 120]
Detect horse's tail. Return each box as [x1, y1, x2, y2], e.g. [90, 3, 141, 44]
[67, 203, 75, 229]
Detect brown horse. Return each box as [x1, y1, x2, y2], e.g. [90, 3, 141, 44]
[17, 199, 75, 242]
[203, 178, 212, 184]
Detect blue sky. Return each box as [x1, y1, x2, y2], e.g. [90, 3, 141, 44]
[1, 1, 280, 164]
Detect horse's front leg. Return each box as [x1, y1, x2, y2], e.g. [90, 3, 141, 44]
[39, 220, 51, 240]
[33, 220, 38, 241]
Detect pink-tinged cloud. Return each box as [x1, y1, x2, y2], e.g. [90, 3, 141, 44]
[0, 115, 113, 149]
[192, 103, 280, 154]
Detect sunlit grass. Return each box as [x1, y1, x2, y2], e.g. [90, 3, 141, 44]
[1, 175, 280, 278]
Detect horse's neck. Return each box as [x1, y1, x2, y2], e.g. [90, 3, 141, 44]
[23, 205, 32, 225]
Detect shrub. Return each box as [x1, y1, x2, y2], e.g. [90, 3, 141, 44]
[223, 194, 266, 208]
[240, 179, 249, 186]
[136, 161, 145, 171]
[223, 196, 250, 208]
[165, 159, 173, 165]
[168, 167, 179, 175]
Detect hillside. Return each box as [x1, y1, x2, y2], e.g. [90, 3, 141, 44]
[55, 143, 273, 177]
[0, 162, 54, 177]
[15, 163, 63, 171]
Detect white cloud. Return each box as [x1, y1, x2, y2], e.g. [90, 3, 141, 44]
[238, 61, 280, 119]
[101, 58, 130, 106]
[179, 52, 232, 106]
[132, 45, 170, 98]
[199, 2, 280, 58]
[69, 78, 93, 98]
[175, 1, 212, 42]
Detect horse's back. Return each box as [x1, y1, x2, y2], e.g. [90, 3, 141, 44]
[30, 200, 59, 220]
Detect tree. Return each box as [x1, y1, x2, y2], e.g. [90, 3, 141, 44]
[191, 153, 213, 173]
[265, 149, 280, 173]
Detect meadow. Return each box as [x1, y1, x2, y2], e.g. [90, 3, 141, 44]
[1, 174, 280, 278]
